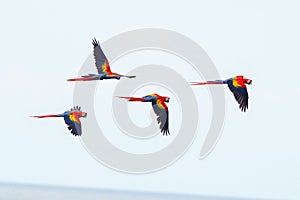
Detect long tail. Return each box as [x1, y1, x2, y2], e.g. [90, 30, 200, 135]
[67, 75, 97, 82]
[117, 96, 146, 102]
[190, 80, 225, 85]
[30, 114, 60, 118]
[121, 75, 136, 79]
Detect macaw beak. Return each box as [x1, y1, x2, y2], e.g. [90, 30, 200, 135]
[165, 97, 170, 103]
[247, 79, 252, 85]
[82, 112, 87, 118]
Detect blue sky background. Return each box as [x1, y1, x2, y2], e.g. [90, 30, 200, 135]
[0, 0, 299, 199]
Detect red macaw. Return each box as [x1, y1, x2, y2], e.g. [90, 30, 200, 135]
[191, 75, 252, 112]
[67, 38, 136, 81]
[118, 94, 170, 136]
[31, 106, 87, 136]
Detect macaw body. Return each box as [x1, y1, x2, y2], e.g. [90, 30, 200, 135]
[192, 75, 252, 112]
[67, 38, 135, 82]
[118, 94, 170, 136]
[31, 106, 87, 136]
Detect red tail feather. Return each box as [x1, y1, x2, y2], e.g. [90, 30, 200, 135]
[190, 82, 207, 85]
[30, 114, 59, 118]
[67, 77, 95, 81]
[117, 96, 146, 102]
[190, 81, 224, 85]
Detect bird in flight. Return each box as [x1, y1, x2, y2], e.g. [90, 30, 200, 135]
[118, 94, 170, 136]
[31, 106, 87, 136]
[191, 75, 252, 112]
[67, 38, 136, 81]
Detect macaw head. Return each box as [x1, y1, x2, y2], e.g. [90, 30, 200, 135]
[80, 112, 87, 118]
[244, 78, 252, 85]
[155, 95, 170, 103]
[235, 76, 252, 85]
[152, 94, 170, 103]
[71, 106, 87, 118]
[164, 97, 170, 103]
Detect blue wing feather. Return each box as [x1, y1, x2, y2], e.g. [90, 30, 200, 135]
[227, 80, 249, 112]
[92, 38, 111, 74]
[63, 115, 82, 136]
[152, 102, 170, 135]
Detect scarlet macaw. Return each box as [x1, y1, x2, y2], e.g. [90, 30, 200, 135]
[118, 94, 170, 136]
[191, 75, 252, 112]
[31, 106, 87, 136]
[67, 38, 136, 81]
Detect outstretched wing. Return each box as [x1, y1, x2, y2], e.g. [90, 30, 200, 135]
[152, 99, 170, 135]
[227, 80, 249, 112]
[92, 38, 111, 74]
[63, 113, 82, 136]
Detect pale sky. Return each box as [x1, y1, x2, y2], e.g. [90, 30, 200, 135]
[0, 0, 299, 199]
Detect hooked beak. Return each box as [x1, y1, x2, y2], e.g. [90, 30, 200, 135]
[247, 79, 252, 85]
[82, 112, 87, 118]
[165, 97, 170, 103]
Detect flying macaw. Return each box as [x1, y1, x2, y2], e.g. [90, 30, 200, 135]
[191, 75, 252, 112]
[31, 106, 87, 136]
[118, 94, 170, 136]
[67, 38, 136, 81]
